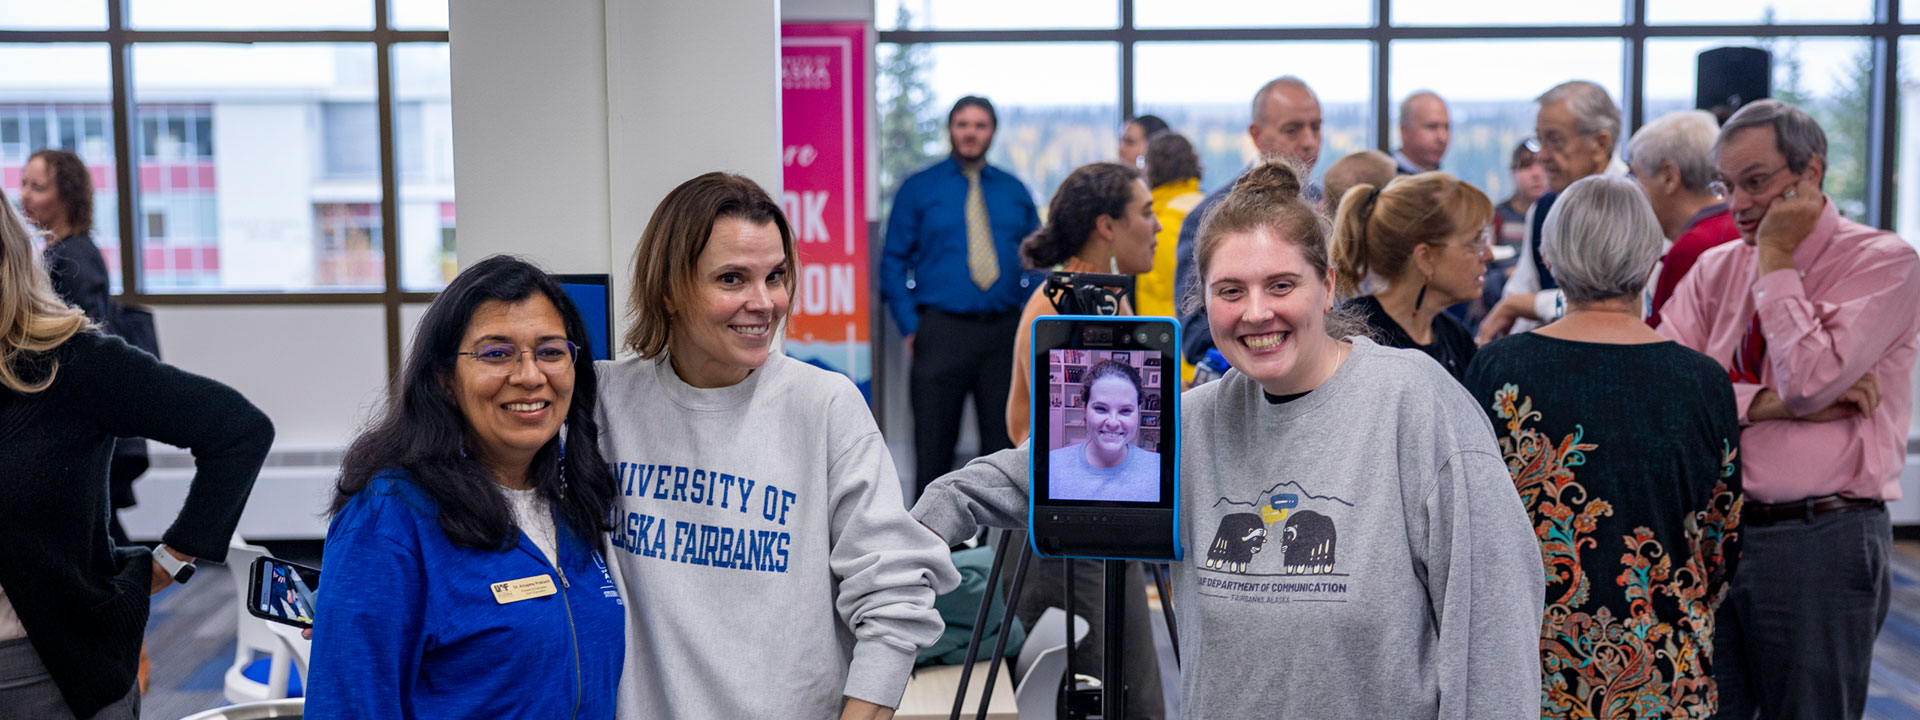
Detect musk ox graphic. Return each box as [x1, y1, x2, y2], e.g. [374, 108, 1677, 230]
[1205, 513, 1267, 573]
[1280, 510, 1336, 575]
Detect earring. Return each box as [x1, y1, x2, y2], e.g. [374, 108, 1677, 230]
[557, 421, 570, 501]
[1414, 283, 1428, 312]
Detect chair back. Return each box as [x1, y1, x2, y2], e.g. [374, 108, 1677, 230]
[1014, 607, 1087, 681]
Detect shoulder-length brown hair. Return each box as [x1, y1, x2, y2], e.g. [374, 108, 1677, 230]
[29, 149, 94, 237]
[624, 172, 797, 359]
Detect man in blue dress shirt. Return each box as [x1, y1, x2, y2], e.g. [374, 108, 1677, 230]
[882, 96, 1043, 497]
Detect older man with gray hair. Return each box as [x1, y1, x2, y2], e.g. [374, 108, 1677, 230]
[1174, 75, 1325, 373]
[1659, 99, 1920, 720]
[1478, 80, 1629, 343]
[1628, 109, 1740, 325]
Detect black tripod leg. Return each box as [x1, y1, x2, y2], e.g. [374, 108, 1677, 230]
[974, 541, 1033, 720]
[1151, 562, 1180, 667]
[1063, 557, 1076, 703]
[1102, 559, 1127, 720]
[948, 529, 1015, 720]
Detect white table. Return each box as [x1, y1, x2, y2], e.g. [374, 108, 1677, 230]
[894, 660, 1019, 720]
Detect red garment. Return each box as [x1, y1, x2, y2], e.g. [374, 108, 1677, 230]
[1729, 313, 1766, 384]
[1647, 209, 1739, 327]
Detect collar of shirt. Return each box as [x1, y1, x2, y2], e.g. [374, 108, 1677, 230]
[1392, 149, 1432, 174]
[943, 154, 1000, 181]
[1681, 202, 1730, 235]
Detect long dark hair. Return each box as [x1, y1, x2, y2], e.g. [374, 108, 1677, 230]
[332, 255, 617, 549]
[1019, 162, 1138, 269]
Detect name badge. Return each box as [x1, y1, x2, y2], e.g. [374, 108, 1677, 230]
[490, 575, 558, 604]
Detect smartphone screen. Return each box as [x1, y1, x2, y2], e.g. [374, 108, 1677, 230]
[249, 556, 321, 629]
[1044, 346, 1167, 503]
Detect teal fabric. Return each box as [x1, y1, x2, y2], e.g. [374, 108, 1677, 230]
[917, 546, 1027, 665]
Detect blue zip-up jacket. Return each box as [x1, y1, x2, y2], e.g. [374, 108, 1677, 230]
[306, 470, 624, 720]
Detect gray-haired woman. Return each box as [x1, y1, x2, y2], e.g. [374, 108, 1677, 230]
[1462, 174, 1744, 719]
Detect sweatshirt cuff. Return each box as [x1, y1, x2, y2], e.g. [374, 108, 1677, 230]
[911, 483, 976, 546]
[843, 638, 920, 709]
[1532, 289, 1564, 323]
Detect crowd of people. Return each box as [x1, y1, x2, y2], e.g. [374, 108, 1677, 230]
[891, 74, 1918, 720]
[0, 64, 1915, 720]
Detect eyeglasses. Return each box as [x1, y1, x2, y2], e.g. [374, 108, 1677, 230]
[1529, 132, 1576, 153]
[1433, 225, 1494, 253]
[456, 341, 578, 376]
[1707, 165, 1792, 199]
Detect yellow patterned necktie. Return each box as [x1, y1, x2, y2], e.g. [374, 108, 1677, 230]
[962, 167, 1000, 291]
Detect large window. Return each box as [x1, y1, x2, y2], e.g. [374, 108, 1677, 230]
[2, 1, 451, 372]
[878, 0, 1907, 237]
[880, 0, 1917, 449]
[1647, 37, 1874, 219]
[1390, 40, 1624, 203]
[1136, 41, 1371, 193]
[875, 41, 1118, 220]
[0, 44, 120, 289]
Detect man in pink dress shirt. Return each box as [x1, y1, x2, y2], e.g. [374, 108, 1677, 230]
[1659, 99, 1920, 720]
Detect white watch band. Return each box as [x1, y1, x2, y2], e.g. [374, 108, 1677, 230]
[153, 544, 194, 581]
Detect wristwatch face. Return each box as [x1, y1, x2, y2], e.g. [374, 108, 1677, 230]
[156, 547, 195, 584]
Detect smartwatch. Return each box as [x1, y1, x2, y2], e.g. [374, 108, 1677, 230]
[153, 544, 197, 585]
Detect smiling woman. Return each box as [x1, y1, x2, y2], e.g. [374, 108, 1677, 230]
[595, 172, 958, 720]
[913, 157, 1546, 720]
[1047, 359, 1160, 502]
[308, 255, 625, 720]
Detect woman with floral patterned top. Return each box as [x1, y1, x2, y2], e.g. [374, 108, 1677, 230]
[1465, 175, 1743, 718]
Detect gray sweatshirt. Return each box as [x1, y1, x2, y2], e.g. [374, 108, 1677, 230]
[596, 352, 961, 718]
[915, 338, 1545, 719]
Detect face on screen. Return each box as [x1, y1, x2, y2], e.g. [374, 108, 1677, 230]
[1085, 376, 1141, 461]
[1046, 349, 1163, 503]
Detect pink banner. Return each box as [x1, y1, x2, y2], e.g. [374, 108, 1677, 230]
[781, 22, 871, 397]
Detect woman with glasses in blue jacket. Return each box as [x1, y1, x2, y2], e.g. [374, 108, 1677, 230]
[306, 255, 625, 720]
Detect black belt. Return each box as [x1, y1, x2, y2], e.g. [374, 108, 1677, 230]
[1745, 495, 1884, 526]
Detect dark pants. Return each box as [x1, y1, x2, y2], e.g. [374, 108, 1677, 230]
[0, 637, 139, 720]
[1000, 531, 1166, 720]
[1713, 505, 1891, 720]
[911, 307, 1020, 496]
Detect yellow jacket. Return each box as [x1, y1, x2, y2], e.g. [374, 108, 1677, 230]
[1142, 178, 1203, 383]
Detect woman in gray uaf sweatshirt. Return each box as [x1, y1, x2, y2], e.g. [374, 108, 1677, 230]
[596, 173, 960, 720]
[915, 160, 1545, 720]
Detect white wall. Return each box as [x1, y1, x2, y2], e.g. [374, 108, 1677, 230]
[452, 0, 783, 313]
[448, 0, 611, 274]
[603, 0, 783, 318]
[122, 305, 390, 540]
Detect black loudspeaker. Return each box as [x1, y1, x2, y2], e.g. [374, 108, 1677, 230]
[1697, 47, 1771, 124]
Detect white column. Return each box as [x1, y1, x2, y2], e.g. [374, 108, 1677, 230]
[450, 0, 613, 274]
[451, 0, 784, 347]
[603, 0, 784, 319]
